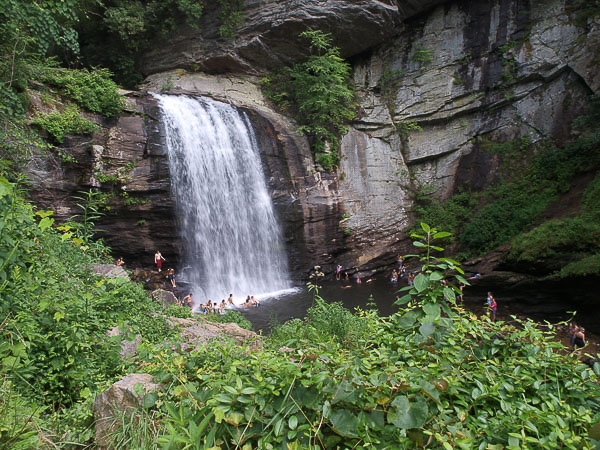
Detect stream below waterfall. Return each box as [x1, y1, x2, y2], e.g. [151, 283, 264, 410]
[236, 278, 600, 352]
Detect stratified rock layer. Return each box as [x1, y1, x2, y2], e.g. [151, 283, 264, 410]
[140, 0, 447, 76]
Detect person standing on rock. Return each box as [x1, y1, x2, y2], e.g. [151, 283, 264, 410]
[166, 268, 176, 288]
[336, 264, 342, 280]
[154, 250, 165, 272]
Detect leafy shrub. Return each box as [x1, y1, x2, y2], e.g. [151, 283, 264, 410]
[40, 67, 123, 117]
[0, 177, 167, 408]
[557, 253, 600, 278]
[269, 296, 370, 349]
[459, 181, 556, 253]
[32, 106, 99, 143]
[411, 190, 480, 240]
[509, 217, 600, 264]
[262, 29, 355, 171]
[164, 304, 193, 319]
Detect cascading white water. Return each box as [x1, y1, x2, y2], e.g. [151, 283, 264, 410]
[155, 94, 292, 304]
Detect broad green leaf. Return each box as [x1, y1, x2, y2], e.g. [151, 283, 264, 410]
[329, 409, 359, 437]
[413, 274, 429, 293]
[224, 411, 244, 426]
[38, 216, 54, 231]
[429, 271, 443, 281]
[422, 303, 440, 319]
[388, 396, 428, 429]
[433, 231, 452, 239]
[419, 322, 436, 337]
[142, 392, 158, 408]
[288, 415, 298, 430]
[394, 294, 412, 305]
[420, 222, 431, 233]
[443, 287, 456, 302]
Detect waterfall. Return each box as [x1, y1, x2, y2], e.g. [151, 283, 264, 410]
[155, 94, 292, 304]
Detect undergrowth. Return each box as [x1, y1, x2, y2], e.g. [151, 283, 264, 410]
[412, 93, 600, 258]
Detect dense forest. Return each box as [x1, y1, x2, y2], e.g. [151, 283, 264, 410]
[1, 0, 600, 448]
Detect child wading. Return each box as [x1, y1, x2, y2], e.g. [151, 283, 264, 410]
[486, 292, 497, 322]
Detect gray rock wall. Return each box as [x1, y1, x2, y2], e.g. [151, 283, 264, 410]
[339, 0, 597, 265]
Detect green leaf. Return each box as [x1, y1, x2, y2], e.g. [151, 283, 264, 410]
[329, 409, 359, 437]
[433, 231, 452, 239]
[429, 271, 443, 281]
[274, 418, 284, 436]
[394, 294, 412, 305]
[142, 392, 158, 408]
[419, 322, 436, 337]
[38, 216, 54, 231]
[443, 287, 456, 302]
[288, 415, 298, 430]
[388, 396, 428, 429]
[422, 303, 441, 319]
[413, 274, 429, 293]
[412, 241, 426, 247]
[420, 222, 431, 233]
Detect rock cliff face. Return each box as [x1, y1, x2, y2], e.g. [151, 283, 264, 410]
[336, 0, 598, 269]
[25, 0, 599, 280]
[140, 0, 445, 76]
[26, 94, 180, 266]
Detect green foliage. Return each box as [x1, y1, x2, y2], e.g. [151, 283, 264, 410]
[262, 29, 355, 171]
[0, 177, 167, 411]
[205, 310, 253, 330]
[557, 253, 600, 278]
[78, 0, 245, 86]
[508, 172, 600, 276]
[411, 45, 433, 64]
[40, 67, 124, 117]
[0, 0, 81, 119]
[165, 304, 193, 319]
[411, 190, 480, 242]
[0, 118, 49, 169]
[105, 407, 164, 449]
[31, 106, 100, 144]
[413, 93, 600, 256]
[134, 226, 600, 448]
[509, 217, 600, 262]
[270, 295, 371, 349]
[459, 180, 556, 254]
[0, 379, 42, 448]
[217, 0, 244, 40]
[395, 120, 422, 142]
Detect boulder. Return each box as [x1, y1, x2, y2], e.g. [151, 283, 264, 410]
[93, 373, 161, 447]
[152, 288, 179, 306]
[167, 316, 261, 350]
[91, 264, 129, 279]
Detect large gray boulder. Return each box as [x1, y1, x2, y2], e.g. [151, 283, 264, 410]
[93, 373, 162, 447]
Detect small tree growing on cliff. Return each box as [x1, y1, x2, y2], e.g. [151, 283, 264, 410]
[262, 29, 356, 171]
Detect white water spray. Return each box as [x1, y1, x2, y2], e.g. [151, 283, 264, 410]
[155, 94, 292, 304]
